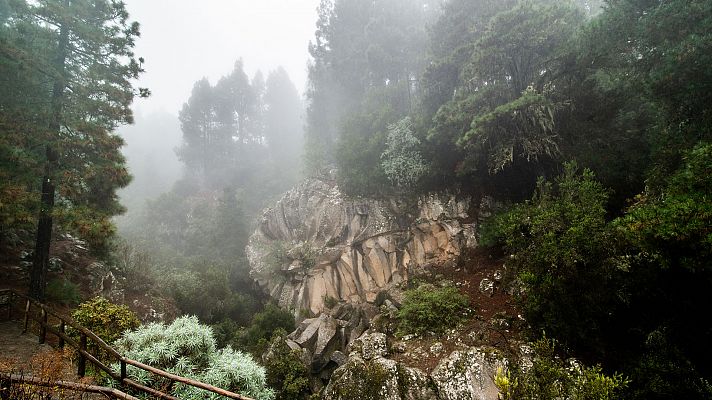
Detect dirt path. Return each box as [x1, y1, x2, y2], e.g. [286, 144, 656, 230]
[0, 320, 53, 371]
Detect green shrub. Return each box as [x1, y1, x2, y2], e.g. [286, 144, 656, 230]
[496, 338, 628, 400]
[70, 297, 140, 365]
[264, 330, 311, 400]
[167, 262, 258, 326]
[322, 295, 338, 309]
[71, 297, 140, 342]
[381, 117, 428, 188]
[240, 303, 296, 355]
[485, 162, 619, 354]
[113, 315, 274, 400]
[397, 284, 469, 335]
[46, 278, 82, 306]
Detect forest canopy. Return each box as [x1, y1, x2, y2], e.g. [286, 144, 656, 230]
[1, 0, 710, 399]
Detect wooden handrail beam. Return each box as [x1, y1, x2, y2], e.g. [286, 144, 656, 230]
[0, 372, 140, 400]
[123, 358, 254, 400]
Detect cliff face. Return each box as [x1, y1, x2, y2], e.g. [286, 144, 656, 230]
[246, 177, 477, 315]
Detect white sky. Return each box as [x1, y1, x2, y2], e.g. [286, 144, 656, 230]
[123, 0, 320, 116]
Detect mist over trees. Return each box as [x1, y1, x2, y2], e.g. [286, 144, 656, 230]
[115, 111, 182, 218]
[1, 0, 711, 398]
[117, 60, 304, 338]
[300, 0, 712, 398]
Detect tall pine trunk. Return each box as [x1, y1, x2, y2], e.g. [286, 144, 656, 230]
[29, 19, 69, 300]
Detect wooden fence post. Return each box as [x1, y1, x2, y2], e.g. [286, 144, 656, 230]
[78, 334, 87, 377]
[6, 291, 12, 320]
[58, 321, 66, 348]
[39, 309, 47, 344]
[121, 359, 127, 380]
[22, 299, 30, 333]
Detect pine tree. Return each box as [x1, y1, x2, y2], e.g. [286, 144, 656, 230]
[0, 0, 146, 299]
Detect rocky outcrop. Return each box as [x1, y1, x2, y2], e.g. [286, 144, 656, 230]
[431, 347, 506, 400]
[323, 332, 438, 400]
[286, 302, 378, 377]
[322, 331, 507, 400]
[246, 177, 475, 315]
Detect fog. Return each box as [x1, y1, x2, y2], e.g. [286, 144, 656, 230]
[3, 0, 709, 396]
[124, 0, 319, 114]
[117, 0, 319, 219]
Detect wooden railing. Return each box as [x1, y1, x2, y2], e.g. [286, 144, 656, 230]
[0, 289, 253, 400]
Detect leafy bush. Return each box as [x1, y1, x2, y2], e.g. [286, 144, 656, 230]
[240, 303, 296, 355]
[496, 338, 628, 400]
[167, 262, 258, 326]
[70, 297, 140, 364]
[484, 162, 620, 354]
[264, 329, 311, 400]
[381, 117, 428, 188]
[617, 142, 712, 272]
[113, 315, 274, 400]
[46, 278, 82, 306]
[397, 284, 469, 335]
[322, 295, 338, 309]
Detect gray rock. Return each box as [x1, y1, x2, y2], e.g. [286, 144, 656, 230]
[479, 278, 495, 297]
[429, 342, 444, 355]
[323, 355, 437, 400]
[330, 350, 348, 367]
[358, 332, 388, 360]
[431, 347, 506, 400]
[493, 270, 503, 282]
[246, 177, 475, 315]
[312, 315, 340, 371]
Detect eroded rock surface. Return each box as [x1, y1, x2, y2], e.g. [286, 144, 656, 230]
[323, 338, 437, 400]
[430, 347, 506, 400]
[246, 177, 475, 315]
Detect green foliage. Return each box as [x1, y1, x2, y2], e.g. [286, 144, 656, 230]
[496, 338, 628, 400]
[424, 0, 584, 195]
[264, 330, 312, 400]
[45, 278, 82, 306]
[397, 284, 469, 336]
[240, 304, 296, 355]
[306, 0, 432, 176]
[290, 242, 318, 270]
[486, 163, 619, 354]
[617, 143, 712, 272]
[71, 297, 140, 345]
[113, 315, 274, 400]
[0, 0, 147, 252]
[381, 117, 428, 189]
[167, 262, 258, 327]
[322, 295, 338, 309]
[489, 154, 712, 398]
[625, 329, 712, 400]
[70, 297, 140, 365]
[334, 85, 400, 196]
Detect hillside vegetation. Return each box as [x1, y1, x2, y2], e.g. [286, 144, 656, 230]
[1, 0, 710, 399]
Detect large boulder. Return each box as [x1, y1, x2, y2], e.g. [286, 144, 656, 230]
[287, 303, 378, 375]
[323, 350, 437, 400]
[430, 347, 506, 400]
[246, 177, 475, 315]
